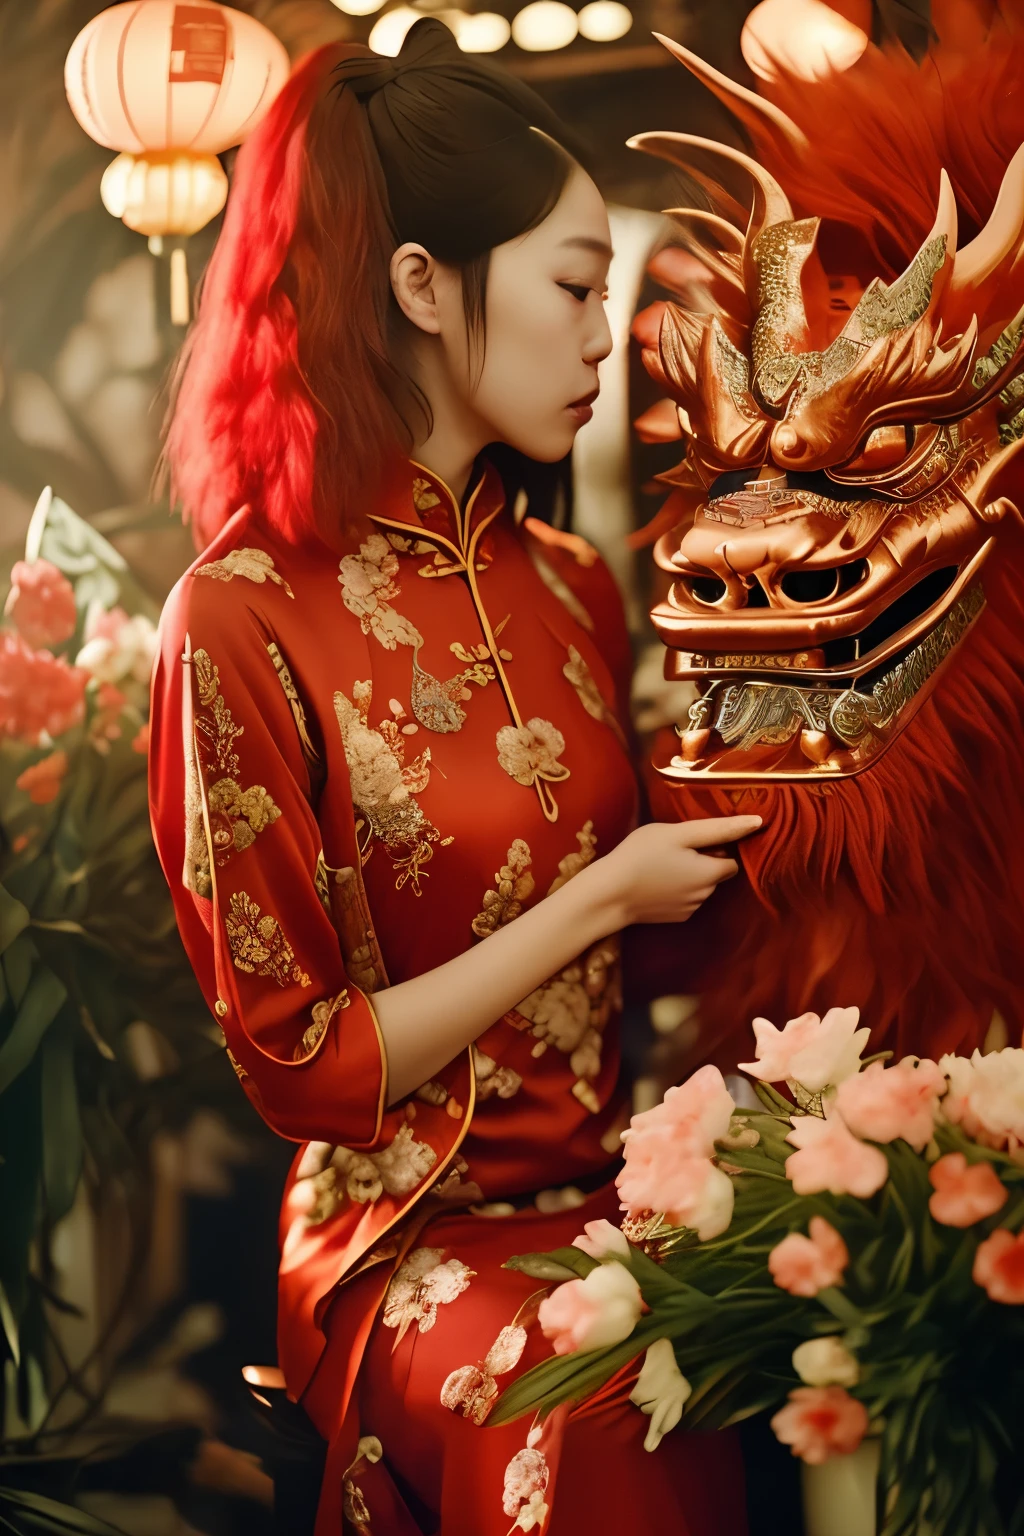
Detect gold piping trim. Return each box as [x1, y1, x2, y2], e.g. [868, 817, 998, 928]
[353, 983, 390, 1144]
[332, 1044, 478, 1288]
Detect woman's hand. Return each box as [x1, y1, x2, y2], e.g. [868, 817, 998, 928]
[375, 814, 761, 1103]
[583, 816, 763, 929]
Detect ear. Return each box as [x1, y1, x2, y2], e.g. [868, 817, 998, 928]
[391, 242, 441, 335]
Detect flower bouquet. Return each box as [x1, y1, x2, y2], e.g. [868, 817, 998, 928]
[0, 488, 230, 1426]
[491, 1009, 1024, 1536]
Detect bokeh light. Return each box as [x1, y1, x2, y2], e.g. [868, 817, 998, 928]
[456, 10, 512, 50]
[511, 1, 578, 51]
[368, 5, 422, 54]
[741, 0, 868, 81]
[330, 0, 387, 15]
[578, 1, 632, 41]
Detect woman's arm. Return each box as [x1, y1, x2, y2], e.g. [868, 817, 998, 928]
[374, 815, 761, 1102]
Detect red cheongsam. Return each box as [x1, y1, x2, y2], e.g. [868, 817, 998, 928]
[149, 460, 747, 1536]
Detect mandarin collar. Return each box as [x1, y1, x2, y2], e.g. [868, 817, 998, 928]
[369, 458, 506, 554]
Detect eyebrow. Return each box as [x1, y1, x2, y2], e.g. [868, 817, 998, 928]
[560, 236, 614, 260]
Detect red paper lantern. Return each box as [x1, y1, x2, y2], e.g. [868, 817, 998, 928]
[65, 1, 290, 321]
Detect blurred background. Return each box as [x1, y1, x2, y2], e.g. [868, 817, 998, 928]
[0, 1, 924, 1531]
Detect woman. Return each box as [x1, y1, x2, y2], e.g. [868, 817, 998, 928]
[149, 20, 759, 1534]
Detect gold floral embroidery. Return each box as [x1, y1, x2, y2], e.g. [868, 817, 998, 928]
[503, 1448, 550, 1532]
[185, 648, 281, 895]
[207, 779, 282, 860]
[471, 840, 535, 937]
[225, 891, 311, 988]
[411, 645, 475, 733]
[441, 1322, 528, 1425]
[412, 476, 441, 512]
[473, 1045, 522, 1101]
[548, 818, 598, 894]
[195, 547, 295, 598]
[382, 1246, 475, 1345]
[338, 535, 423, 650]
[409, 626, 509, 735]
[495, 719, 570, 822]
[334, 680, 450, 894]
[563, 645, 628, 747]
[291, 1124, 438, 1226]
[267, 642, 318, 765]
[515, 935, 620, 1113]
[386, 530, 435, 556]
[474, 823, 616, 1111]
[293, 990, 349, 1061]
[342, 1437, 383, 1536]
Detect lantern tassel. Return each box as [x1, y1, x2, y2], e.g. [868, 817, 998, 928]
[170, 245, 190, 326]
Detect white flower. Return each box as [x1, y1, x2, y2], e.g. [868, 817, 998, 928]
[630, 1338, 692, 1451]
[538, 1261, 643, 1355]
[76, 604, 158, 685]
[572, 1218, 630, 1262]
[939, 1048, 1024, 1156]
[513, 1490, 550, 1531]
[739, 1007, 870, 1093]
[792, 1336, 860, 1389]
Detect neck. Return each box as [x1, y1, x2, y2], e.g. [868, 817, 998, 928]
[406, 337, 490, 503]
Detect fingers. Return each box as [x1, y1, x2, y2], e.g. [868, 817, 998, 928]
[701, 856, 739, 885]
[678, 815, 762, 849]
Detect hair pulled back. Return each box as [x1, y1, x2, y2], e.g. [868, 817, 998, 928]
[164, 19, 580, 551]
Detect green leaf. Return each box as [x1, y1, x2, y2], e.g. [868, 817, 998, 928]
[0, 886, 31, 955]
[0, 965, 68, 1096]
[40, 1020, 82, 1224]
[0, 1278, 19, 1366]
[503, 1253, 583, 1283]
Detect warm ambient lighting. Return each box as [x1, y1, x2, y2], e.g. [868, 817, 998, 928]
[511, 0, 578, 51]
[741, 0, 869, 81]
[578, 0, 632, 41]
[330, 0, 386, 13]
[64, 0, 289, 155]
[368, 5, 422, 53]
[456, 10, 512, 50]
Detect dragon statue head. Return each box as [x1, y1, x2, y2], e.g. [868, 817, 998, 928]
[635, 21, 1024, 783]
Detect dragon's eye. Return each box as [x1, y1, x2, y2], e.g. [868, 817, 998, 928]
[839, 424, 915, 475]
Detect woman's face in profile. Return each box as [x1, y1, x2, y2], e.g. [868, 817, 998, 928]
[399, 166, 614, 465]
[467, 167, 613, 461]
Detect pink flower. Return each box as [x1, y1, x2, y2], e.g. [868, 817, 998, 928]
[622, 1065, 736, 1156]
[617, 1136, 735, 1239]
[0, 632, 87, 744]
[132, 722, 151, 755]
[15, 749, 69, 806]
[940, 1049, 1024, 1156]
[769, 1217, 849, 1296]
[4, 559, 77, 648]
[739, 1007, 869, 1092]
[771, 1387, 869, 1464]
[972, 1229, 1024, 1304]
[572, 1219, 630, 1262]
[616, 1065, 737, 1240]
[76, 604, 157, 686]
[784, 1114, 889, 1198]
[538, 1261, 643, 1355]
[834, 1057, 945, 1153]
[929, 1153, 1008, 1228]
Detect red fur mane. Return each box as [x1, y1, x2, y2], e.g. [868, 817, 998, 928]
[653, 531, 1024, 1068]
[647, 12, 1024, 1064]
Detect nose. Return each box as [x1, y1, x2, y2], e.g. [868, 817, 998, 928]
[583, 299, 613, 366]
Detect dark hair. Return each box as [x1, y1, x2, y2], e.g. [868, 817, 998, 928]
[164, 19, 583, 549]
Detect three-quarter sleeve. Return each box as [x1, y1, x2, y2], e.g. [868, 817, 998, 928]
[149, 575, 389, 1149]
